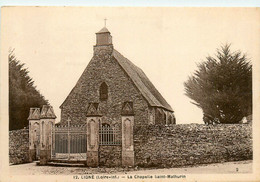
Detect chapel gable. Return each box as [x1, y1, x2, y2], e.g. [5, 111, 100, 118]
[60, 26, 174, 127]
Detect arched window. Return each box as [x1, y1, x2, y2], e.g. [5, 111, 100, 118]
[100, 82, 108, 101]
[173, 117, 176, 124]
[156, 109, 162, 125]
[168, 115, 172, 125]
[163, 113, 167, 125]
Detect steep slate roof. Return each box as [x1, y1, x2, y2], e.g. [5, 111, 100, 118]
[113, 49, 173, 112]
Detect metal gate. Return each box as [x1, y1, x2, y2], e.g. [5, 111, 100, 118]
[99, 123, 121, 145]
[51, 121, 87, 160]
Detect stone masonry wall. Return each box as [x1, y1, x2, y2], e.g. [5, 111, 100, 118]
[99, 146, 122, 167]
[9, 128, 29, 164]
[134, 124, 252, 168]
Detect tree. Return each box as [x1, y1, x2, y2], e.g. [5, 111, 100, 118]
[9, 50, 48, 130]
[184, 44, 252, 124]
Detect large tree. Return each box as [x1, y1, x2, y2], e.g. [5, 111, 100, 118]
[9, 50, 48, 130]
[184, 44, 252, 124]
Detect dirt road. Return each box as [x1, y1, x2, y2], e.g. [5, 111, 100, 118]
[9, 160, 252, 175]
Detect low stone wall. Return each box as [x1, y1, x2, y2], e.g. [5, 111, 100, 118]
[134, 124, 252, 168]
[9, 128, 29, 164]
[99, 146, 122, 167]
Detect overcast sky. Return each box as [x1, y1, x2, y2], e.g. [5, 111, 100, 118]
[2, 7, 260, 124]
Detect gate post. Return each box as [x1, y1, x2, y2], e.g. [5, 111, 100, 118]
[28, 108, 40, 162]
[86, 103, 102, 167]
[39, 105, 56, 165]
[121, 102, 135, 167]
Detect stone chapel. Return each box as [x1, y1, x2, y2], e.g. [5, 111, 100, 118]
[60, 26, 175, 126]
[58, 26, 175, 166]
[28, 26, 176, 167]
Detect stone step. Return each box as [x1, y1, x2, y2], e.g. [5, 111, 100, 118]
[49, 159, 86, 164]
[46, 161, 86, 167]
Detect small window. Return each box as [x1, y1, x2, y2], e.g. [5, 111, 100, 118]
[168, 115, 173, 125]
[163, 113, 167, 125]
[173, 117, 176, 124]
[156, 109, 162, 124]
[100, 82, 108, 101]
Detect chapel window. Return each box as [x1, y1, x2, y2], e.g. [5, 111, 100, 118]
[155, 109, 162, 125]
[173, 117, 176, 124]
[100, 82, 108, 101]
[163, 113, 167, 125]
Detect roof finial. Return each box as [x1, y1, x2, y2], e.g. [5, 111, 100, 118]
[104, 18, 107, 27]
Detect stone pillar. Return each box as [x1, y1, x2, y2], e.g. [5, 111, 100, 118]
[86, 117, 100, 167]
[122, 116, 134, 167]
[121, 102, 135, 167]
[28, 108, 40, 162]
[39, 105, 56, 165]
[86, 103, 102, 167]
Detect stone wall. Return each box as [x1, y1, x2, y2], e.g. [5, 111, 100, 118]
[134, 124, 252, 168]
[9, 128, 29, 164]
[99, 146, 122, 167]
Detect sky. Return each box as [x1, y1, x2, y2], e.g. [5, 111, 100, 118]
[1, 7, 260, 124]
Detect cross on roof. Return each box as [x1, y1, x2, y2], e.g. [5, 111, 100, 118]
[104, 18, 107, 27]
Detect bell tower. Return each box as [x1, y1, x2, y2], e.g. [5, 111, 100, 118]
[94, 19, 113, 56]
[96, 27, 112, 46]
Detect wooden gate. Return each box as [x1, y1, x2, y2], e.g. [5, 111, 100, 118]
[51, 122, 87, 160]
